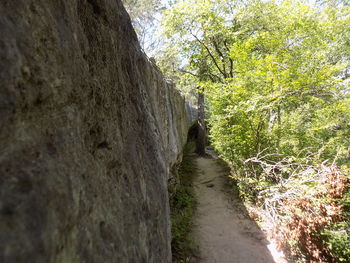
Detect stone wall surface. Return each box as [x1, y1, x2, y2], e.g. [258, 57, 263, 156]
[0, 1, 190, 262]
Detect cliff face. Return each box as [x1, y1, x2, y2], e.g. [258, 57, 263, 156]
[0, 1, 189, 262]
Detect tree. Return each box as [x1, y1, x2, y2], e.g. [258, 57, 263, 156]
[162, 0, 350, 165]
[162, 0, 240, 82]
[196, 88, 207, 155]
[160, 1, 350, 261]
[122, 0, 162, 52]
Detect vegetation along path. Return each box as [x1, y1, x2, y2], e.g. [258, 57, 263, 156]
[192, 155, 286, 263]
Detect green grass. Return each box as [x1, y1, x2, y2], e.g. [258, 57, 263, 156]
[169, 141, 198, 262]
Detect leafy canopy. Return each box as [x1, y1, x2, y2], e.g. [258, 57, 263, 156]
[161, 0, 350, 165]
[160, 1, 350, 261]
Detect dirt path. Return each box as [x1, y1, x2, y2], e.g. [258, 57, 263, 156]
[193, 156, 285, 263]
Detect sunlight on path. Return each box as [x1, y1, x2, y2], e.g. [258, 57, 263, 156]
[193, 156, 287, 263]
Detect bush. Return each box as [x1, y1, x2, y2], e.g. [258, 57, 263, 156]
[322, 189, 350, 262]
[270, 166, 349, 262]
[228, 151, 350, 262]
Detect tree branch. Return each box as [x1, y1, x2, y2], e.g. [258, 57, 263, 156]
[212, 39, 228, 78]
[180, 69, 200, 77]
[224, 40, 234, 78]
[191, 33, 227, 78]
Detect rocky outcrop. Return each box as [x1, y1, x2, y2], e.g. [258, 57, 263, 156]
[0, 1, 190, 262]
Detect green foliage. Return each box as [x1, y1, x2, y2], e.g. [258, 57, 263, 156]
[322, 189, 350, 262]
[169, 141, 198, 262]
[161, 0, 350, 261]
[162, 0, 350, 166]
[323, 222, 350, 262]
[208, 1, 349, 166]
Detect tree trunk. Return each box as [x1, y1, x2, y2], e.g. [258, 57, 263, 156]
[196, 90, 207, 155]
[276, 105, 281, 153]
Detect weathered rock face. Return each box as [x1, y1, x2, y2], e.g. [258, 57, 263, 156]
[0, 1, 189, 262]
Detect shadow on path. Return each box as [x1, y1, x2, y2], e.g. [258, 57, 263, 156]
[192, 154, 285, 263]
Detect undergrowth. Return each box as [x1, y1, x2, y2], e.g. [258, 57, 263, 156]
[225, 152, 350, 263]
[169, 141, 198, 262]
[272, 166, 350, 262]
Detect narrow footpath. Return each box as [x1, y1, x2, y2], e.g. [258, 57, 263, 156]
[193, 156, 285, 263]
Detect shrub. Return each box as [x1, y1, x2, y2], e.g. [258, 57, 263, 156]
[269, 166, 349, 262]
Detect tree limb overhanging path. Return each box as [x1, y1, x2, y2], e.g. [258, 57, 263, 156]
[192, 155, 287, 263]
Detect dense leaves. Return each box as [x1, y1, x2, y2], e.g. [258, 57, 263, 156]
[162, 0, 350, 164]
[160, 0, 350, 262]
[272, 166, 349, 262]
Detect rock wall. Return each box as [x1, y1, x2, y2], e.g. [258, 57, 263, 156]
[0, 1, 190, 262]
